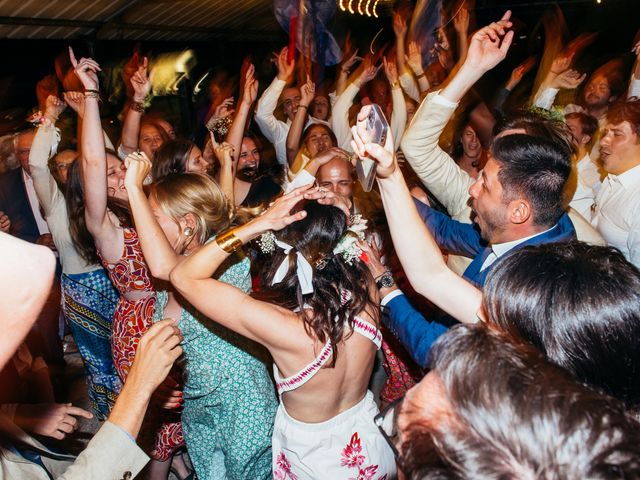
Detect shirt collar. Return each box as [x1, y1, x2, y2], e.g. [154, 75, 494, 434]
[491, 224, 556, 258]
[607, 163, 640, 189]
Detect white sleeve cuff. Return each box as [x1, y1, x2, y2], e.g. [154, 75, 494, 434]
[380, 289, 404, 307]
[432, 92, 458, 109]
[285, 169, 315, 193]
[533, 87, 559, 110]
[628, 75, 640, 99]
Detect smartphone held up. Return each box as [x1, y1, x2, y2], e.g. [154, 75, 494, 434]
[354, 104, 389, 192]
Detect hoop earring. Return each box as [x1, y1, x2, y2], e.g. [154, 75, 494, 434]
[184, 227, 194, 237]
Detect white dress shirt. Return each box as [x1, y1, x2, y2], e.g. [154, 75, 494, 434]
[591, 164, 640, 268]
[21, 169, 49, 235]
[569, 153, 602, 219]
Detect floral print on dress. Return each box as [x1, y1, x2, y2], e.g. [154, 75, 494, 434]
[274, 452, 299, 480]
[342, 433, 388, 480]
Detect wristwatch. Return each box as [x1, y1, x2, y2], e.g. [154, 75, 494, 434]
[375, 270, 395, 290]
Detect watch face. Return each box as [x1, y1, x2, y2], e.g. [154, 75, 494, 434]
[377, 272, 394, 288]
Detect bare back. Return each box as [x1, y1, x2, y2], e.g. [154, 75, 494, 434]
[271, 307, 380, 423]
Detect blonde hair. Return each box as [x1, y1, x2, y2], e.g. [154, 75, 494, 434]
[148, 173, 247, 246]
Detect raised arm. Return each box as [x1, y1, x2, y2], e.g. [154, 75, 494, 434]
[28, 96, 66, 217]
[286, 75, 314, 167]
[453, 6, 470, 62]
[351, 109, 481, 323]
[124, 152, 180, 280]
[384, 57, 407, 146]
[406, 41, 430, 95]
[336, 49, 362, 96]
[119, 57, 150, 157]
[331, 59, 380, 150]
[214, 140, 236, 203]
[440, 11, 514, 104]
[170, 186, 311, 350]
[226, 64, 258, 162]
[70, 49, 121, 253]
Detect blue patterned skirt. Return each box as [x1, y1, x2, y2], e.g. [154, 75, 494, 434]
[61, 268, 122, 419]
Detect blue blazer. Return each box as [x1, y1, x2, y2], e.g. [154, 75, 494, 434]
[0, 168, 40, 243]
[384, 200, 576, 368]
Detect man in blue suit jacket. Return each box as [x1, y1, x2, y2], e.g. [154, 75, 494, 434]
[379, 134, 576, 368]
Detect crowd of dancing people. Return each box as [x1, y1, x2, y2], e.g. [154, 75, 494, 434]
[2, 5, 640, 479]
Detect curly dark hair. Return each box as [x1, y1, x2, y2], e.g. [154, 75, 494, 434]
[65, 155, 131, 264]
[254, 201, 377, 365]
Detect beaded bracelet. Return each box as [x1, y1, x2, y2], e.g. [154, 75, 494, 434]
[84, 91, 100, 99]
[216, 229, 243, 253]
[130, 101, 145, 113]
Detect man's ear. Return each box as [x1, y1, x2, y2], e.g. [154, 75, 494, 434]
[509, 199, 531, 225]
[581, 134, 592, 147]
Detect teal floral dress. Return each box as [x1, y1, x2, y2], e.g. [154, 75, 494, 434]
[154, 252, 277, 479]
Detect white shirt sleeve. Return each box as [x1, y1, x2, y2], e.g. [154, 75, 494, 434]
[533, 86, 560, 110]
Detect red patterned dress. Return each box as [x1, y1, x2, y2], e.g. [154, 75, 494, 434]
[100, 227, 183, 461]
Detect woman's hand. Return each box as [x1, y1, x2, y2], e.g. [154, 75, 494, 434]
[341, 49, 362, 75]
[303, 186, 352, 217]
[241, 63, 259, 106]
[356, 58, 381, 88]
[0, 211, 11, 233]
[393, 11, 408, 39]
[63, 91, 85, 118]
[406, 41, 424, 75]
[69, 47, 101, 91]
[350, 105, 397, 178]
[252, 184, 312, 233]
[214, 141, 235, 172]
[300, 75, 315, 108]
[131, 57, 151, 103]
[213, 96, 235, 118]
[44, 95, 66, 122]
[358, 238, 386, 279]
[383, 57, 399, 86]
[124, 151, 152, 192]
[15, 403, 93, 440]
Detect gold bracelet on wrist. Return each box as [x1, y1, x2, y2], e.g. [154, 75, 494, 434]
[216, 229, 243, 253]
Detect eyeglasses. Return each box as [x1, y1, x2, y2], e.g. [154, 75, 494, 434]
[373, 396, 403, 458]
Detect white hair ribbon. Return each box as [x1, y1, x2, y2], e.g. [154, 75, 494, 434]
[271, 239, 314, 295]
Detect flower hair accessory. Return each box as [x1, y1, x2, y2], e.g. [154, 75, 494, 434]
[333, 214, 368, 265]
[258, 231, 277, 253]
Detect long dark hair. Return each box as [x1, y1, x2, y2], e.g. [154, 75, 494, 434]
[484, 241, 640, 413]
[151, 138, 195, 180]
[65, 156, 132, 264]
[255, 201, 376, 364]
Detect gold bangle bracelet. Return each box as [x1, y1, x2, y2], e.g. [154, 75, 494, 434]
[216, 229, 243, 253]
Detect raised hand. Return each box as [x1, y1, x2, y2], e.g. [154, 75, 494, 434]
[254, 184, 312, 232]
[303, 186, 353, 218]
[357, 58, 382, 87]
[506, 56, 536, 90]
[275, 46, 295, 81]
[351, 105, 396, 178]
[462, 11, 514, 74]
[63, 91, 86, 117]
[383, 57, 399, 85]
[357, 238, 386, 279]
[214, 141, 235, 171]
[453, 6, 470, 35]
[405, 41, 424, 74]
[0, 211, 10, 233]
[15, 403, 93, 440]
[44, 95, 66, 121]
[550, 53, 574, 75]
[241, 63, 259, 106]
[213, 96, 235, 118]
[300, 75, 315, 107]
[341, 49, 363, 75]
[551, 69, 587, 90]
[123, 151, 152, 191]
[393, 11, 408, 38]
[131, 57, 151, 103]
[69, 47, 101, 91]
